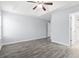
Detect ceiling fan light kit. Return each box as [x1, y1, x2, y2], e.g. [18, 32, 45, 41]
[27, 1, 53, 11]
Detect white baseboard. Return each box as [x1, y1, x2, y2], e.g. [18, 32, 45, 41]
[51, 40, 70, 46]
[2, 36, 47, 45]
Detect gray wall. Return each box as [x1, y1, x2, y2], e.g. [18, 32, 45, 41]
[0, 10, 1, 49]
[48, 23, 51, 37]
[2, 11, 48, 45]
[51, 5, 79, 46]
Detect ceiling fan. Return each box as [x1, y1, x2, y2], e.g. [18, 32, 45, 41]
[27, 1, 53, 11]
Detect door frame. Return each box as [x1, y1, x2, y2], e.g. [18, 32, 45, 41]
[69, 14, 72, 46]
[69, 12, 79, 46]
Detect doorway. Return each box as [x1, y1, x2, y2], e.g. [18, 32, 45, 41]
[70, 12, 79, 47]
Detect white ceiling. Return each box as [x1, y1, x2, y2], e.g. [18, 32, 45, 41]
[0, 1, 79, 20]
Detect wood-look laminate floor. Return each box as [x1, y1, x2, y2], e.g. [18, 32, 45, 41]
[0, 38, 70, 58]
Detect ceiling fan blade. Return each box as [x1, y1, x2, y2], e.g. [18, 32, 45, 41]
[44, 2, 53, 5]
[33, 6, 37, 10]
[42, 6, 46, 11]
[27, 1, 36, 3]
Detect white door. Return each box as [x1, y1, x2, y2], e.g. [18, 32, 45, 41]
[75, 16, 79, 41]
[69, 14, 75, 46]
[71, 14, 79, 46]
[71, 15, 76, 45]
